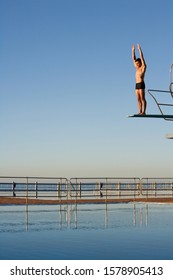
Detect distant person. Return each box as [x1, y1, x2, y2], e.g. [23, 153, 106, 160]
[132, 44, 147, 114]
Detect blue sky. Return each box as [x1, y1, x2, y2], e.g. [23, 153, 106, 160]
[0, 0, 173, 178]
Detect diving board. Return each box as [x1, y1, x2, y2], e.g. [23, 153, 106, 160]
[128, 114, 173, 119]
[166, 134, 173, 139]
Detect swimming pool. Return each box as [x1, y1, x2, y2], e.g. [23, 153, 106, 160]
[0, 203, 173, 260]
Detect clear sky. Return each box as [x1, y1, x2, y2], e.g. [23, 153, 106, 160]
[0, 0, 173, 178]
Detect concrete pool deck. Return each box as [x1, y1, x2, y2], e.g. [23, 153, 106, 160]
[1, 196, 173, 205]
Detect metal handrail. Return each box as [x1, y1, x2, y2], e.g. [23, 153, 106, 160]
[170, 62, 173, 96]
[70, 177, 141, 200]
[1, 176, 173, 201]
[0, 176, 68, 199]
[145, 62, 173, 120]
[148, 89, 173, 121]
[141, 177, 173, 197]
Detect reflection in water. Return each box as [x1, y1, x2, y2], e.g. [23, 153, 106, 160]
[21, 203, 149, 231]
[0, 202, 166, 233]
[1, 203, 173, 260]
[26, 204, 28, 231]
[133, 203, 148, 227]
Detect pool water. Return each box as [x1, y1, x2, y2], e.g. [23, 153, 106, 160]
[0, 203, 173, 260]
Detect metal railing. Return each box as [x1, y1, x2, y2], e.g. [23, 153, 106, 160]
[148, 89, 173, 121]
[1, 176, 173, 202]
[0, 176, 68, 199]
[69, 177, 141, 200]
[147, 62, 173, 121]
[141, 177, 173, 198]
[170, 62, 173, 96]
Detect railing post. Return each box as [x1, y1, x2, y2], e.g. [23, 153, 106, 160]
[79, 182, 81, 198]
[146, 178, 148, 199]
[12, 181, 16, 197]
[99, 182, 103, 198]
[75, 178, 77, 200]
[35, 181, 38, 198]
[57, 182, 61, 198]
[26, 177, 28, 205]
[69, 181, 72, 200]
[105, 178, 108, 202]
[66, 180, 69, 200]
[139, 179, 142, 196]
[154, 182, 156, 197]
[118, 182, 120, 197]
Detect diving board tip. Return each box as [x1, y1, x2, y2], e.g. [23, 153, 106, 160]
[166, 134, 173, 139]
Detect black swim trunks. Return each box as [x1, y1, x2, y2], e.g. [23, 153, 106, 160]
[135, 82, 145, 89]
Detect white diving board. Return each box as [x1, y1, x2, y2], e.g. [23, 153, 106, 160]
[128, 114, 173, 119]
[166, 134, 173, 139]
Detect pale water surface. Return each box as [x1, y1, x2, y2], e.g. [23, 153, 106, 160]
[0, 203, 173, 260]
